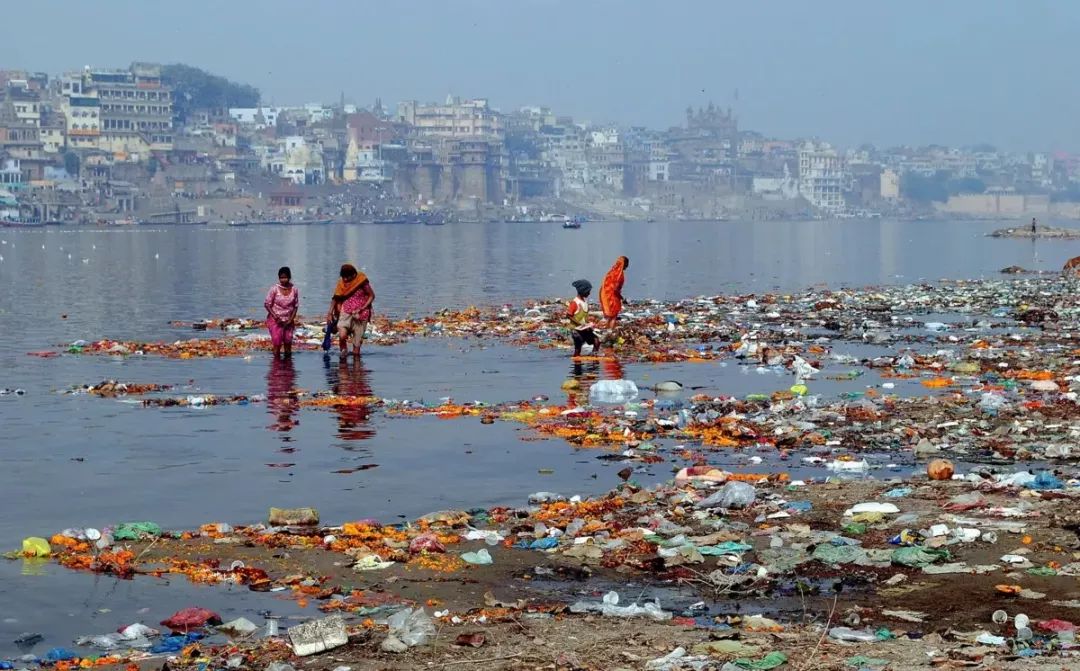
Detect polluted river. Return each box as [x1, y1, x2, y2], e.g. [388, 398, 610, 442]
[2, 218, 1080, 669]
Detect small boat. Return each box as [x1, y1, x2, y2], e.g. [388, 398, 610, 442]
[562, 220, 582, 229]
[1, 217, 44, 228]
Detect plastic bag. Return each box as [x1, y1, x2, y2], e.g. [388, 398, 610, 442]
[160, 608, 222, 631]
[21, 537, 51, 557]
[1026, 471, 1064, 490]
[732, 652, 788, 670]
[387, 608, 436, 647]
[461, 548, 493, 565]
[812, 544, 869, 565]
[408, 533, 446, 554]
[891, 547, 949, 567]
[828, 627, 878, 642]
[696, 481, 756, 510]
[322, 320, 337, 351]
[113, 521, 162, 541]
[792, 356, 818, 383]
[589, 379, 639, 404]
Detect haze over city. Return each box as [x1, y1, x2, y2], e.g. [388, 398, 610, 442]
[2, 0, 1078, 150]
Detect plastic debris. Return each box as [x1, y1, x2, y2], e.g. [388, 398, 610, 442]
[589, 379, 639, 404]
[218, 617, 258, 637]
[160, 608, 222, 631]
[21, 537, 51, 557]
[112, 521, 162, 541]
[288, 615, 347, 656]
[269, 507, 319, 526]
[569, 591, 672, 620]
[461, 548, 493, 565]
[731, 652, 788, 670]
[696, 481, 756, 509]
[829, 627, 880, 643]
[385, 608, 435, 648]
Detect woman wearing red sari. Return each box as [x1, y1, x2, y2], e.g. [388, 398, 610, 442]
[599, 256, 629, 329]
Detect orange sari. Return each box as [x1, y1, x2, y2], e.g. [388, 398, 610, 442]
[600, 256, 628, 319]
[333, 265, 368, 302]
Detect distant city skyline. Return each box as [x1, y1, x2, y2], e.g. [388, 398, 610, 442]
[1, 1, 1077, 152]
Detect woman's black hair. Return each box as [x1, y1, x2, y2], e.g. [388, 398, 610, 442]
[278, 266, 291, 279]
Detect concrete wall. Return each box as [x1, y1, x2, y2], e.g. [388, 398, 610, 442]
[938, 193, 1050, 216]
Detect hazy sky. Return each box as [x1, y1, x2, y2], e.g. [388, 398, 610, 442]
[2, 1, 1076, 151]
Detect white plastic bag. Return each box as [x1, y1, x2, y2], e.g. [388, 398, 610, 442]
[387, 608, 436, 647]
[589, 379, 639, 404]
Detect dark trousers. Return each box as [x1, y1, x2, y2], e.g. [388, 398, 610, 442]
[572, 328, 599, 355]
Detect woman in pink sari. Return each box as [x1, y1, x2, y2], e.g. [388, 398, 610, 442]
[265, 266, 300, 359]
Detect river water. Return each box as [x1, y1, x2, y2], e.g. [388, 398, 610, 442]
[0, 218, 1076, 654]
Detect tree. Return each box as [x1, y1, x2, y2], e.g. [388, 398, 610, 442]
[948, 177, 986, 195]
[63, 151, 79, 178]
[901, 171, 949, 203]
[161, 64, 260, 122]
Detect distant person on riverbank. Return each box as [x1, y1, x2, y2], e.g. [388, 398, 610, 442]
[264, 266, 299, 359]
[1032, 218, 1038, 234]
[568, 279, 601, 357]
[328, 263, 375, 358]
[600, 255, 629, 330]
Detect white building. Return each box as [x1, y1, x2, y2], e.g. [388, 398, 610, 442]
[397, 96, 503, 138]
[753, 164, 799, 200]
[589, 128, 619, 146]
[543, 130, 589, 191]
[304, 103, 335, 124]
[880, 168, 900, 200]
[798, 142, 847, 213]
[229, 107, 284, 129]
[343, 138, 392, 182]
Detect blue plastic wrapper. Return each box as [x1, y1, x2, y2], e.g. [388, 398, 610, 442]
[45, 648, 78, 662]
[1027, 471, 1064, 490]
[515, 537, 558, 550]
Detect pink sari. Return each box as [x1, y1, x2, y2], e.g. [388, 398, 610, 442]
[265, 284, 299, 346]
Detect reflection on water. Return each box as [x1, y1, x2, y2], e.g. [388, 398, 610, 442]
[600, 356, 625, 381]
[565, 357, 625, 405]
[266, 357, 299, 435]
[323, 355, 374, 442]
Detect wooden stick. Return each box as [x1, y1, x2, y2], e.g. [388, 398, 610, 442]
[433, 652, 523, 667]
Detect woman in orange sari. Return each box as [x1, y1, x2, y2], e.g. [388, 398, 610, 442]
[600, 256, 629, 329]
[327, 264, 375, 358]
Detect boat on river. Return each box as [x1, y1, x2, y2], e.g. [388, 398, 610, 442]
[1, 216, 44, 228]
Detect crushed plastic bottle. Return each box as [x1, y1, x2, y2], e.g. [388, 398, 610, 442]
[568, 591, 672, 620]
[829, 627, 879, 642]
